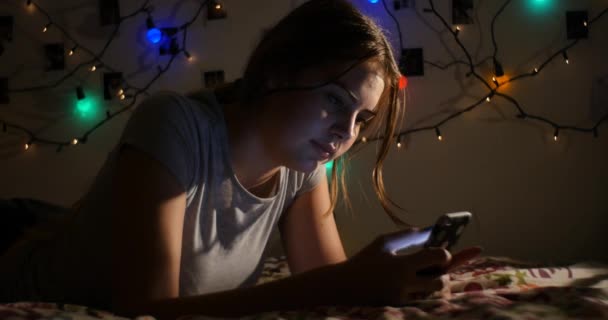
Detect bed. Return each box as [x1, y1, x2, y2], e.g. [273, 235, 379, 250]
[2, 198, 608, 319]
[1, 254, 607, 319]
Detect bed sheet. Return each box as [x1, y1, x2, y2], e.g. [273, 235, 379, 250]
[1, 255, 607, 320]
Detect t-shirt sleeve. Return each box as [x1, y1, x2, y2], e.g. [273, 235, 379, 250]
[295, 164, 327, 198]
[117, 91, 199, 192]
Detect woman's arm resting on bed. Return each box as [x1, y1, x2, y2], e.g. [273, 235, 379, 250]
[111, 147, 350, 319]
[111, 145, 186, 313]
[279, 173, 347, 274]
[111, 147, 480, 319]
[137, 243, 478, 319]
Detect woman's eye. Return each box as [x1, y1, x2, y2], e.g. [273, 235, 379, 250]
[356, 117, 370, 127]
[327, 93, 345, 108]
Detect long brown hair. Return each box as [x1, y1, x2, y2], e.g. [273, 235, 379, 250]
[218, 0, 410, 226]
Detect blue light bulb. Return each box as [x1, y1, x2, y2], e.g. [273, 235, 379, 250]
[147, 28, 162, 44]
[368, 0, 379, 3]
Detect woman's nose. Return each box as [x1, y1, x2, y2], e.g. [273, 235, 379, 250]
[330, 114, 357, 141]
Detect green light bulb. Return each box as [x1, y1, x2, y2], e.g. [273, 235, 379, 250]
[75, 97, 100, 120]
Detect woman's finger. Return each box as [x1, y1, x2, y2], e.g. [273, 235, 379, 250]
[404, 247, 452, 270]
[448, 246, 482, 270]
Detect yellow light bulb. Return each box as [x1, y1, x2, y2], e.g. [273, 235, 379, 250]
[361, 136, 367, 143]
[486, 97, 491, 102]
[42, 26, 47, 32]
[215, 4, 221, 10]
[72, 138, 78, 145]
[438, 135, 443, 141]
[397, 142, 402, 148]
[117, 89, 124, 96]
[565, 59, 569, 64]
[25, 143, 30, 150]
[69, 50, 74, 56]
[534, 68, 538, 73]
[91, 65, 96, 72]
[120, 94, 126, 100]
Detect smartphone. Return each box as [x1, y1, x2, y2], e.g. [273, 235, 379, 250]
[423, 211, 472, 250]
[387, 211, 472, 255]
[417, 211, 472, 277]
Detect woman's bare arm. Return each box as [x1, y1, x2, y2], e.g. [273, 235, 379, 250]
[109, 145, 480, 320]
[111, 145, 187, 313]
[130, 262, 349, 319]
[110, 146, 350, 319]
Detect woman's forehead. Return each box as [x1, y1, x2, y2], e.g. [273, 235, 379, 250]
[295, 59, 385, 88]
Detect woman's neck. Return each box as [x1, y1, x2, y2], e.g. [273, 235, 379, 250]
[223, 102, 282, 191]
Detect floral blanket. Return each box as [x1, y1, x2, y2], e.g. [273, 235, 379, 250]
[1, 256, 607, 319]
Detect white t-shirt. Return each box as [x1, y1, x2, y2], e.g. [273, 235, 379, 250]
[0, 90, 326, 309]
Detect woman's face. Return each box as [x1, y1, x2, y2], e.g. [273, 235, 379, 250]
[257, 60, 386, 173]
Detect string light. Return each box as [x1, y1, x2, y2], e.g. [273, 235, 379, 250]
[493, 58, 504, 77]
[435, 128, 443, 141]
[486, 92, 494, 102]
[554, 128, 559, 141]
[398, 74, 408, 89]
[184, 50, 193, 61]
[562, 50, 569, 64]
[146, 16, 162, 44]
[396, 135, 402, 149]
[75, 86, 85, 100]
[1, 0, 606, 153]
[90, 63, 102, 72]
[69, 45, 77, 56]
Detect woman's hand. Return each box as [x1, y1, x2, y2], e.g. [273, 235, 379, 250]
[335, 228, 482, 306]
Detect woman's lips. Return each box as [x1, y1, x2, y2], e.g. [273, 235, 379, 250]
[311, 140, 336, 159]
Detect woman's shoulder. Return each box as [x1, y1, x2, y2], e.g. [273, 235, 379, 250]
[132, 89, 223, 128]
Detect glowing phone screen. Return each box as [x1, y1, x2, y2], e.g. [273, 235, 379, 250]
[384, 226, 433, 254]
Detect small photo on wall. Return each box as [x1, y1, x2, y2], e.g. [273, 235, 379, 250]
[44, 43, 65, 71]
[452, 0, 474, 25]
[99, 0, 120, 26]
[0, 16, 14, 42]
[0, 77, 9, 104]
